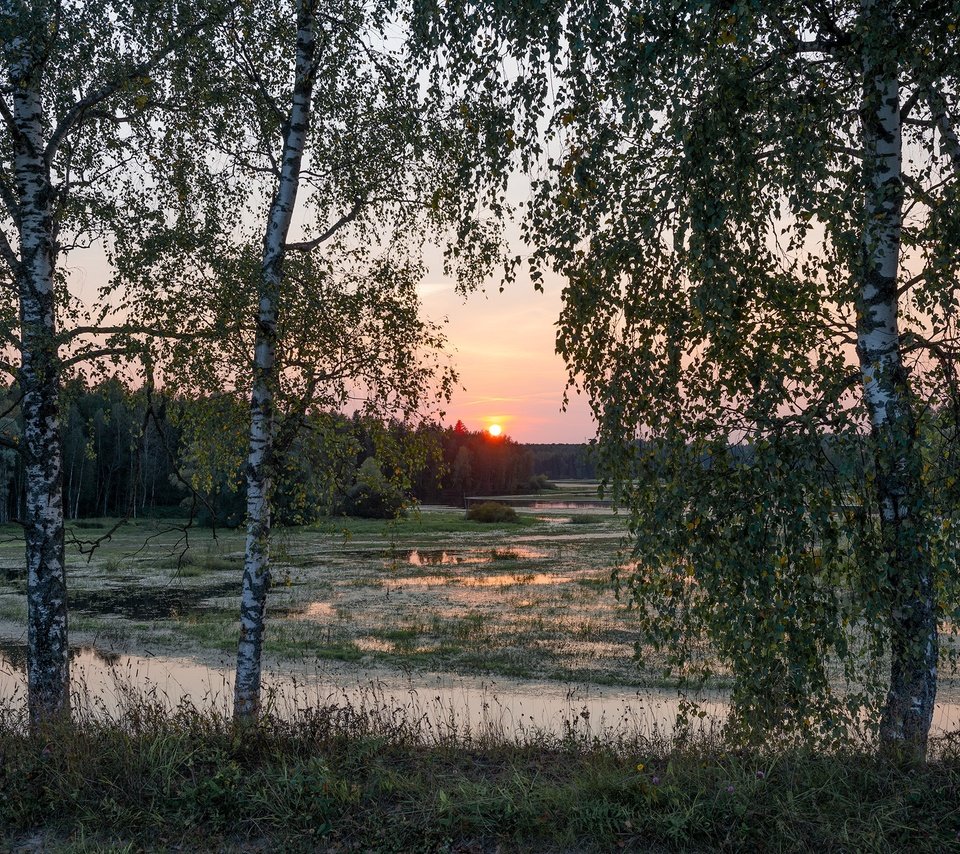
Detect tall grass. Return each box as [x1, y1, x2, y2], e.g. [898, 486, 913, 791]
[1, 685, 959, 852]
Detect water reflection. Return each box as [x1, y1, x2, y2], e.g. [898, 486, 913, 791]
[406, 547, 548, 567]
[0, 645, 718, 738]
[0, 640, 120, 670]
[528, 501, 611, 510]
[469, 499, 611, 511]
[407, 549, 488, 567]
[390, 573, 570, 589]
[295, 602, 336, 619]
[0, 646, 958, 743]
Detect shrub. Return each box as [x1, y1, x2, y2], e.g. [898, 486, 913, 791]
[527, 473, 557, 492]
[466, 501, 518, 523]
[569, 514, 603, 525]
[342, 457, 406, 519]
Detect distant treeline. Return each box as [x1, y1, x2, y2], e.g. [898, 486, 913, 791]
[0, 380, 184, 523]
[413, 420, 535, 504]
[525, 444, 597, 479]
[0, 383, 555, 523]
[0, 381, 870, 524]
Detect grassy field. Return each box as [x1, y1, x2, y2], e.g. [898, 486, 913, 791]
[0, 502, 665, 689]
[2, 498, 960, 850]
[2, 698, 960, 852]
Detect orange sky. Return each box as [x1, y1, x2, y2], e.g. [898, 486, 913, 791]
[65, 243, 595, 444]
[417, 276, 595, 444]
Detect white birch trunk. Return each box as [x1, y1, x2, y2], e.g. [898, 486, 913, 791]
[233, 0, 318, 721]
[858, 4, 936, 758]
[10, 47, 70, 726]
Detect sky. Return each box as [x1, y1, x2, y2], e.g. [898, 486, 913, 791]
[417, 276, 595, 444]
[65, 241, 596, 445]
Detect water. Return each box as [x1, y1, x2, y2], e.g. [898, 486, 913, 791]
[387, 572, 570, 589]
[468, 498, 612, 511]
[67, 581, 240, 619]
[527, 501, 612, 510]
[0, 645, 718, 739]
[2, 645, 959, 743]
[405, 547, 548, 566]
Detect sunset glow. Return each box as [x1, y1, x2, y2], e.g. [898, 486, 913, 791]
[416, 275, 594, 443]
[488, 423, 503, 437]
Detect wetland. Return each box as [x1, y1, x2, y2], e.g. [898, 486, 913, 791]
[2, 500, 960, 739]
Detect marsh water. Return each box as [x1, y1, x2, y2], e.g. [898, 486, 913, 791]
[2, 504, 960, 744]
[469, 498, 613, 511]
[0, 644, 727, 739]
[2, 645, 960, 742]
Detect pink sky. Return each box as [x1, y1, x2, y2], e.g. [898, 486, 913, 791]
[67, 243, 594, 444]
[418, 277, 595, 444]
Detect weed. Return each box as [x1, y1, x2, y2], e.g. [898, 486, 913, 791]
[201, 555, 242, 572]
[172, 562, 207, 578]
[576, 620, 605, 640]
[447, 613, 488, 641]
[577, 574, 612, 589]
[2, 702, 957, 852]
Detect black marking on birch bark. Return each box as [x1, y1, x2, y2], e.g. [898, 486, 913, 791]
[234, 0, 319, 723]
[856, 6, 937, 757]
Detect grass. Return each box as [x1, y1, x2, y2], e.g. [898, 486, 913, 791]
[159, 553, 243, 577]
[178, 614, 237, 651]
[308, 510, 537, 537]
[1, 697, 959, 852]
[3, 496, 960, 849]
[19, 505, 645, 688]
[466, 501, 520, 524]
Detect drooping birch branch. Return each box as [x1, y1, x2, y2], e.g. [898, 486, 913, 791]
[284, 196, 365, 252]
[0, 228, 19, 271]
[57, 323, 220, 343]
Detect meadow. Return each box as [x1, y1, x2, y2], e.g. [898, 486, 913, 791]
[1, 489, 960, 851]
[0, 494, 655, 696]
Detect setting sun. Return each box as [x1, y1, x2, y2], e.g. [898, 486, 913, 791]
[488, 424, 503, 437]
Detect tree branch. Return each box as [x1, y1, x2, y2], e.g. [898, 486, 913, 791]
[926, 85, 960, 175]
[0, 227, 19, 271]
[900, 87, 923, 122]
[57, 323, 219, 344]
[0, 171, 20, 226]
[0, 432, 21, 454]
[0, 95, 19, 142]
[228, 19, 286, 130]
[285, 196, 366, 252]
[45, 3, 237, 164]
[59, 347, 134, 369]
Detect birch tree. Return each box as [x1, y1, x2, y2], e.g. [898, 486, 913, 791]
[0, 0, 231, 726]
[120, 0, 486, 722]
[413, 0, 960, 758]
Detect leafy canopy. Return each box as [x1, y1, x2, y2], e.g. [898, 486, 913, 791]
[411, 0, 960, 738]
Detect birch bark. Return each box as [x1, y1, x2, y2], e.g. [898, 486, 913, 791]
[9, 44, 70, 726]
[857, 3, 937, 757]
[233, 0, 318, 721]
